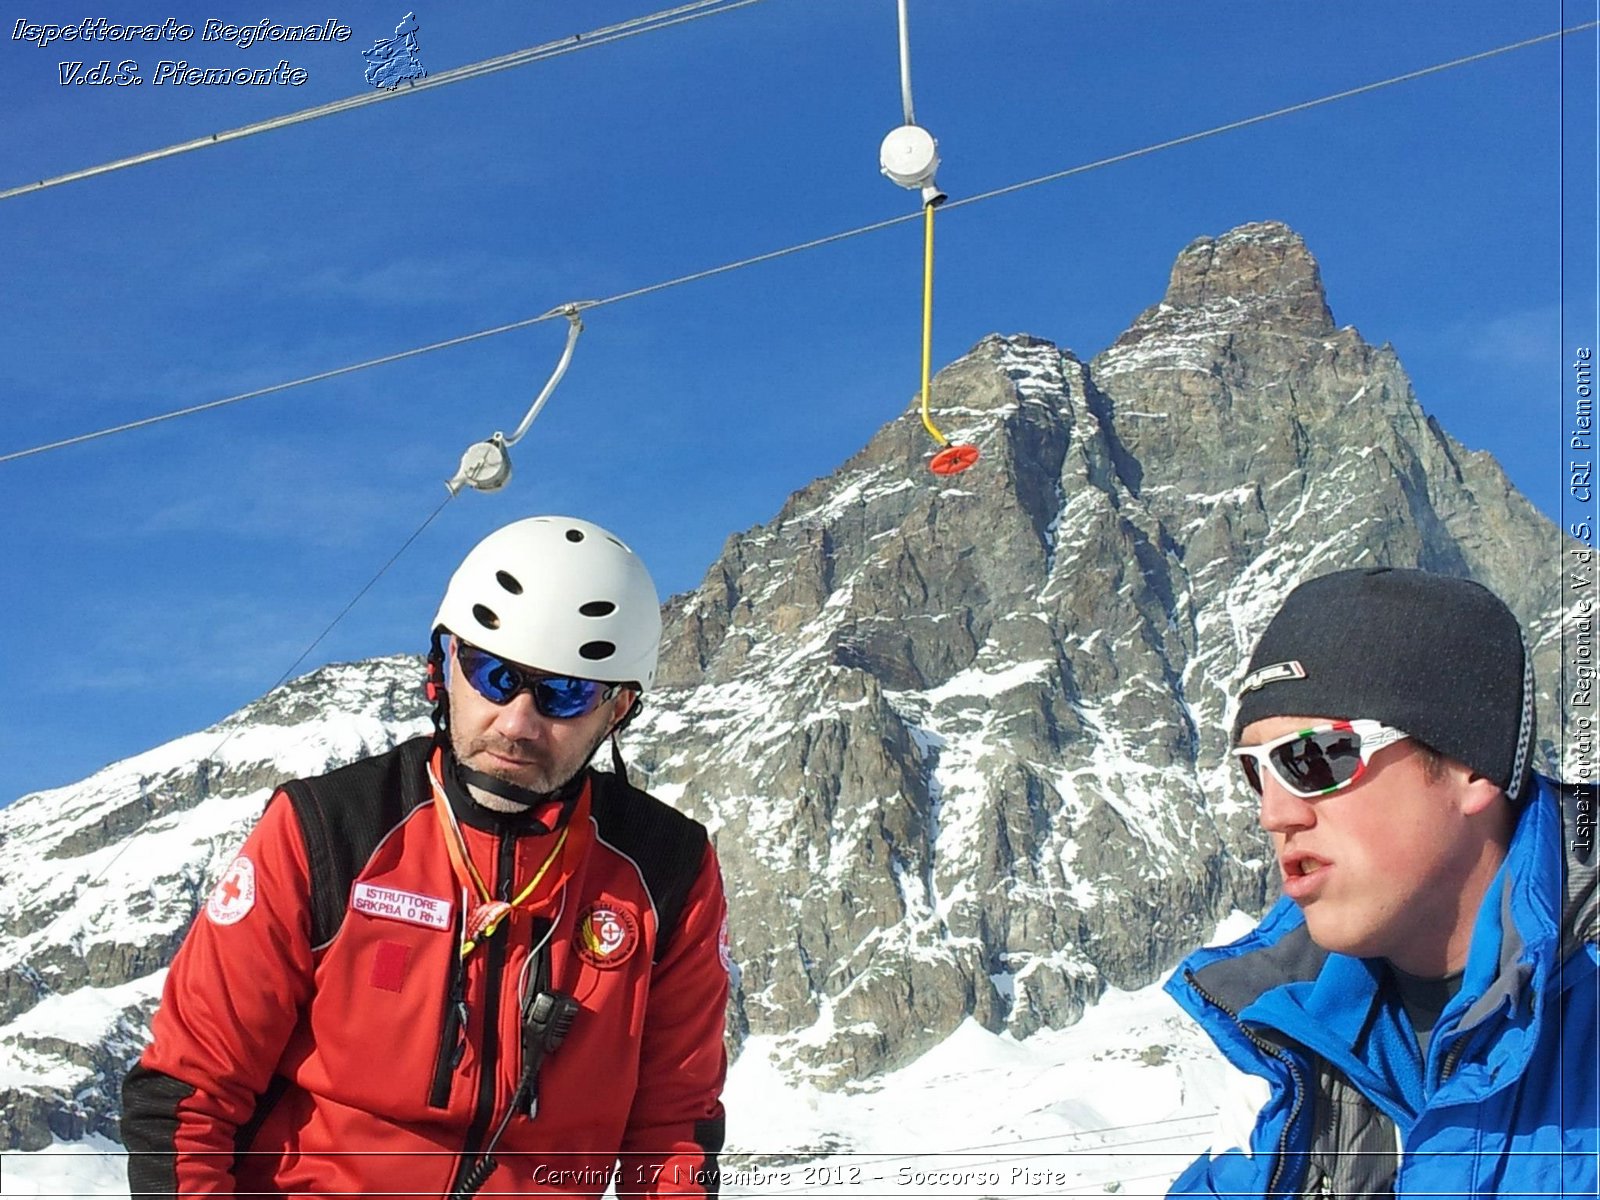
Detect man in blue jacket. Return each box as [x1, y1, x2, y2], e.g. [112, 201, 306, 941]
[1166, 567, 1597, 1197]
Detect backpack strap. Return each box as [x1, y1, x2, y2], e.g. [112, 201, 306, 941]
[587, 771, 710, 962]
[277, 735, 436, 950]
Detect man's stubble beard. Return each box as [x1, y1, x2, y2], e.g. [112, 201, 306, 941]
[452, 728, 608, 807]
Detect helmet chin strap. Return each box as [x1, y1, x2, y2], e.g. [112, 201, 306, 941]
[427, 629, 451, 737]
[453, 759, 587, 816]
[607, 693, 642, 786]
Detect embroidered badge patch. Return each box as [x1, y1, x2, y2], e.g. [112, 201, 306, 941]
[717, 911, 734, 977]
[351, 883, 453, 931]
[575, 903, 639, 968]
[206, 855, 256, 926]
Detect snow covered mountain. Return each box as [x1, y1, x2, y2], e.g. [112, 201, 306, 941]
[0, 222, 1575, 1166]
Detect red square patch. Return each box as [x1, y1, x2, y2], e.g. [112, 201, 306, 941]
[370, 941, 410, 993]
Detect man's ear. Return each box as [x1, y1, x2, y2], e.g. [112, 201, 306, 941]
[1456, 769, 1507, 818]
[610, 688, 640, 728]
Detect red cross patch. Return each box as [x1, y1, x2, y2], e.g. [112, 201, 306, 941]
[574, 903, 639, 968]
[205, 855, 256, 927]
[718, 911, 734, 977]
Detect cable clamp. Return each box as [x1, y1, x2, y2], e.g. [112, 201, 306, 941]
[445, 305, 586, 495]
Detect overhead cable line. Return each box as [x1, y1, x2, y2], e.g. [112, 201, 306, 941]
[0, 0, 765, 202]
[0, 302, 598, 464]
[264, 492, 454, 688]
[2, 20, 1592, 468]
[59, 491, 454, 908]
[942, 20, 1600, 213]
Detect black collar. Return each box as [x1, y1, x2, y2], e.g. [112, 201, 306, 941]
[435, 740, 585, 836]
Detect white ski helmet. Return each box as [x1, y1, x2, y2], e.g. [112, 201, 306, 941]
[433, 516, 661, 690]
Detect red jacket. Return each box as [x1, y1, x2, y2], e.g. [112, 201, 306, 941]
[123, 737, 730, 1198]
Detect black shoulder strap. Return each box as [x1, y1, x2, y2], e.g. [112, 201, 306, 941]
[278, 735, 436, 949]
[587, 771, 710, 963]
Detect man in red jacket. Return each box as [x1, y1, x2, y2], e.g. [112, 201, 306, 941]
[123, 516, 731, 1199]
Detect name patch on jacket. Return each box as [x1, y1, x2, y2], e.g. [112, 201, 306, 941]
[351, 883, 453, 931]
[575, 903, 640, 967]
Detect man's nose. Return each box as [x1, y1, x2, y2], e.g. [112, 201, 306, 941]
[1257, 774, 1315, 835]
[491, 690, 548, 738]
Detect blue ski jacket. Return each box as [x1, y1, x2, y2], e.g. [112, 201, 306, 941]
[1165, 776, 1598, 1197]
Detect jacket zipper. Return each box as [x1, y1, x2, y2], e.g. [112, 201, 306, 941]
[1437, 1032, 1468, 1086]
[428, 923, 468, 1109]
[447, 831, 518, 1197]
[1184, 970, 1307, 1197]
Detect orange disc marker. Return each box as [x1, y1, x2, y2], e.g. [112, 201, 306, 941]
[929, 444, 980, 476]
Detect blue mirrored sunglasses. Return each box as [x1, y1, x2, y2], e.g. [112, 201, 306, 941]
[455, 642, 617, 719]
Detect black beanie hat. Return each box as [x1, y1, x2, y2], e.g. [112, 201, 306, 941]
[1232, 567, 1536, 802]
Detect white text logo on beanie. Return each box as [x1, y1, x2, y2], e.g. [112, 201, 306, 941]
[1239, 660, 1306, 696]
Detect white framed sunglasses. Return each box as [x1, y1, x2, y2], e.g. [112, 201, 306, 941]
[1232, 719, 1410, 799]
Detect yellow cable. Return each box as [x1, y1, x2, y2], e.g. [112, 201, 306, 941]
[919, 201, 949, 447]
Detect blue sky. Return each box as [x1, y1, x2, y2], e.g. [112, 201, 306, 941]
[3, 1, 1596, 803]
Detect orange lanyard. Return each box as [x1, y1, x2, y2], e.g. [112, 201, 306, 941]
[428, 757, 569, 959]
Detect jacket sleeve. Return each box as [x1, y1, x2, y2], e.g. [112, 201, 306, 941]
[1165, 1069, 1280, 1197]
[121, 791, 317, 1196]
[1166, 1149, 1269, 1197]
[617, 841, 731, 1198]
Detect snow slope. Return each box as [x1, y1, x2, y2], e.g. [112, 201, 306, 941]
[2, 918, 1260, 1198]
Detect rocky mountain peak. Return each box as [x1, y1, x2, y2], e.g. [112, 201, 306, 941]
[0, 222, 1577, 1153]
[1114, 220, 1336, 347]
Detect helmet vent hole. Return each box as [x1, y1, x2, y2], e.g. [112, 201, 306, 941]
[579, 640, 616, 661]
[495, 571, 523, 595]
[565, 529, 585, 543]
[472, 604, 501, 630]
[580, 601, 616, 617]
